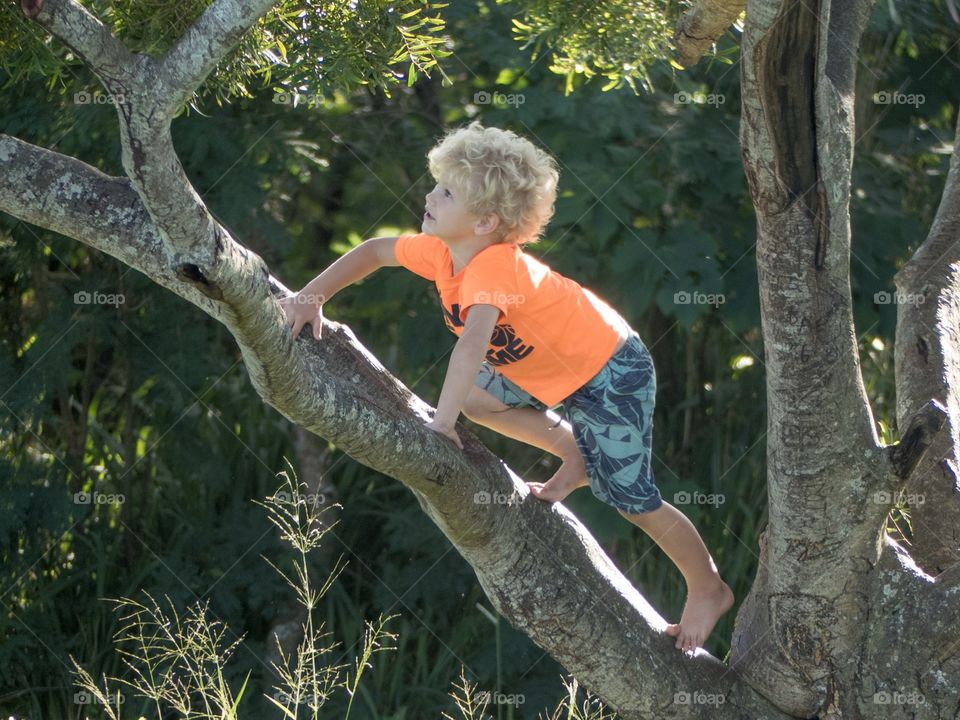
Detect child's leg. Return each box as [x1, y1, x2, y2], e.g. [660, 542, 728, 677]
[558, 334, 732, 651]
[620, 502, 734, 653]
[462, 384, 589, 497]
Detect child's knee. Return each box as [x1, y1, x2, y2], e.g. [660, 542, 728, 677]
[617, 503, 663, 526]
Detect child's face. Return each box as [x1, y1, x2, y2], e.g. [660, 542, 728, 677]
[422, 178, 484, 242]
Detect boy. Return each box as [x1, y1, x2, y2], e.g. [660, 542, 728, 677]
[280, 122, 733, 653]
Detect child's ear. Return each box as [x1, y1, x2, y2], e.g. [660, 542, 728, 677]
[476, 213, 501, 237]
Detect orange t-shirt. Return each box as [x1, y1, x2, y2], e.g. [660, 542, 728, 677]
[395, 233, 627, 406]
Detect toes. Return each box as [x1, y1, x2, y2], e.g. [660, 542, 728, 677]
[678, 631, 703, 654]
[673, 628, 697, 653]
[526, 482, 552, 501]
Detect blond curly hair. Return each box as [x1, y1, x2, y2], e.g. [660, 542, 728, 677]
[427, 121, 559, 245]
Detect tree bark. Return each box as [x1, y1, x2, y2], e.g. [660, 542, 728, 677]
[732, 0, 960, 717]
[673, 0, 746, 68]
[893, 110, 960, 577]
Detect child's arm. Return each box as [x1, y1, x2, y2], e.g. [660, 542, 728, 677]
[281, 236, 400, 339]
[425, 303, 501, 449]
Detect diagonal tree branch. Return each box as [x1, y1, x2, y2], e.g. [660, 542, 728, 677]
[157, 0, 279, 116]
[0, 132, 797, 720]
[19, 0, 137, 86]
[20, 0, 279, 258]
[673, 0, 746, 68]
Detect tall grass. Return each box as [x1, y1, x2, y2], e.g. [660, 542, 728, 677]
[444, 666, 616, 720]
[70, 466, 398, 719]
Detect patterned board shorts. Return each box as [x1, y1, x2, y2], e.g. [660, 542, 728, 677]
[474, 331, 662, 514]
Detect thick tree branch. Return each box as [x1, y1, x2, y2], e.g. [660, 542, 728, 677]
[19, 1, 205, 254]
[22, 0, 279, 260]
[19, 0, 137, 87]
[673, 0, 745, 68]
[0, 134, 214, 314]
[158, 0, 279, 116]
[863, 538, 960, 716]
[894, 111, 960, 576]
[0, 133, 797, 719]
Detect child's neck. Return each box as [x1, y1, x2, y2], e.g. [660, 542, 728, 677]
[446, 235, 500, 273]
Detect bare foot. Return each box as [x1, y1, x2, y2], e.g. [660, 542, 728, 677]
[527, 455, 589, 503]
[665, 579, 735, 653]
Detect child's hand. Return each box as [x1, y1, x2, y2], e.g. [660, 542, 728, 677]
[280, 293, 325, 340]
[424, 418, 463, 450]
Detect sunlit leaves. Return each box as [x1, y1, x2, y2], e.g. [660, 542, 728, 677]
[503, 0, 677, 94]
[0, 0, 449, 109]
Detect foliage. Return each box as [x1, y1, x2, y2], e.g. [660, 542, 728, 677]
[505, 0, 679, 93]
[444, 666, 616, 720]
[0, 0, 449, 110]
[70, 468, 398, 719]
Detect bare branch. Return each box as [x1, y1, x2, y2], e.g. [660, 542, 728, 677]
[0, 133, 220, 316]
[673, 0, 745, 68]
[157, 0, 279, 116]
[21, 0, 279, 259]
[18, 0, 217, 255]
[19, 0, 138, 87]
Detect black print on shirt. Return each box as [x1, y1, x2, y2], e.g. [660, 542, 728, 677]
[442, 302, 535, 366]
[441, 302, 463, 332]
[486, 323, 534, 366]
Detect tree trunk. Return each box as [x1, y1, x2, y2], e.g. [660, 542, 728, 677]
[731, 0, 960, 717]
[893, 110, 960, 577]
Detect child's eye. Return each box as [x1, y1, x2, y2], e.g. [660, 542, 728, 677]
[444, 189, 452, 198]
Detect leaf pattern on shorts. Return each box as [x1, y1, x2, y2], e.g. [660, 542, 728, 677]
[475, 333, 662, 515]
[562, 334, 661, 514]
